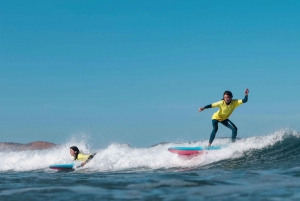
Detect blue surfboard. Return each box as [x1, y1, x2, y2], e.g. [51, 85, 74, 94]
[168, 145, 223, 155]
[49, 163, 74, 170]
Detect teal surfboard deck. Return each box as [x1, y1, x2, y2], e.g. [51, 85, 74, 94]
[49, 163, 74, 170]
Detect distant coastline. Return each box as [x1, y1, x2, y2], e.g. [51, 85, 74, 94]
[0, 141, 57, 151]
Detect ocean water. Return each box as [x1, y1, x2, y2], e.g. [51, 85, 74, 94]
[1, 129, 300, 200]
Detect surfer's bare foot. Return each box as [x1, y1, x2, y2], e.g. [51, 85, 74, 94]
[208, 143, 211, 147]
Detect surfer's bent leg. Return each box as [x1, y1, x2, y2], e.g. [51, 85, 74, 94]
[221, 119, 238, 142]
[209, 120, 219, 143]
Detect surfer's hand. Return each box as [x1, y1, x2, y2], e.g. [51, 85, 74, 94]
[198, 107, 205, 112]
[81, 162, 86, 167]
[245, 88, 249, 95]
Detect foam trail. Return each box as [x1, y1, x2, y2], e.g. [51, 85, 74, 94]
[0, 129, 298, 172]
[85, 129, 300, 172]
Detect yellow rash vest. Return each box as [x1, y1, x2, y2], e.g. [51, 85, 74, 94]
[211, 99, 243, 121]
[76, 153, 92, 161]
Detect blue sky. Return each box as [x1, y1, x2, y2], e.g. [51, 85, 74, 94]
[1, 1, 300, 147]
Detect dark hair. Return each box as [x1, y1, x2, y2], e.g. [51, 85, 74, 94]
[222, 90, 233, 100]
[70, 146, 80, 160]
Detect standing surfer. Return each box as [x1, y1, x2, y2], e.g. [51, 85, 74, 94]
[198, 88, 249, 146]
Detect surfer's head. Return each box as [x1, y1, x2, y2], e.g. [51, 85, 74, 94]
[70, 146, 80, 160]
[223, 90, 233, 104]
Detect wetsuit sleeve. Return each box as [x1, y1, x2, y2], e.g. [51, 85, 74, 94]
[85, 153, 96, 163]
[204, 104, 212, 109]
[242, 95, 248, 103]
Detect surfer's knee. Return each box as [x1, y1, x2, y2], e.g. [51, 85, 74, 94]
[229, 125, 237, 133]
[212, 122, 218, 131]
[213, 126, 218, 132]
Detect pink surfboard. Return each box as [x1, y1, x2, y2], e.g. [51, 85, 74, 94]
[168, 145, 222, 155]
[168, 147, 204, 155]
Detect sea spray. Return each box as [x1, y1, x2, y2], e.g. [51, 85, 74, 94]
[0, 129, 299, 172]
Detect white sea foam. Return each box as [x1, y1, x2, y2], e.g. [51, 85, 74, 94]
[0, 129, 298, 172]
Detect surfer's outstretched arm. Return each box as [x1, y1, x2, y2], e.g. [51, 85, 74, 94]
[242, 88, 249, 103]
[245, 88, 249, 96]
[198, 104, 212, 112]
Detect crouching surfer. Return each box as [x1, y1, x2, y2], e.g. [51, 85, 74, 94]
[70, 146, 96, 167]
[198, 88, 249, 146]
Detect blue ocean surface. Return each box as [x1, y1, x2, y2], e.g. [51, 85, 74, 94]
[1, 129, 300, 200]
